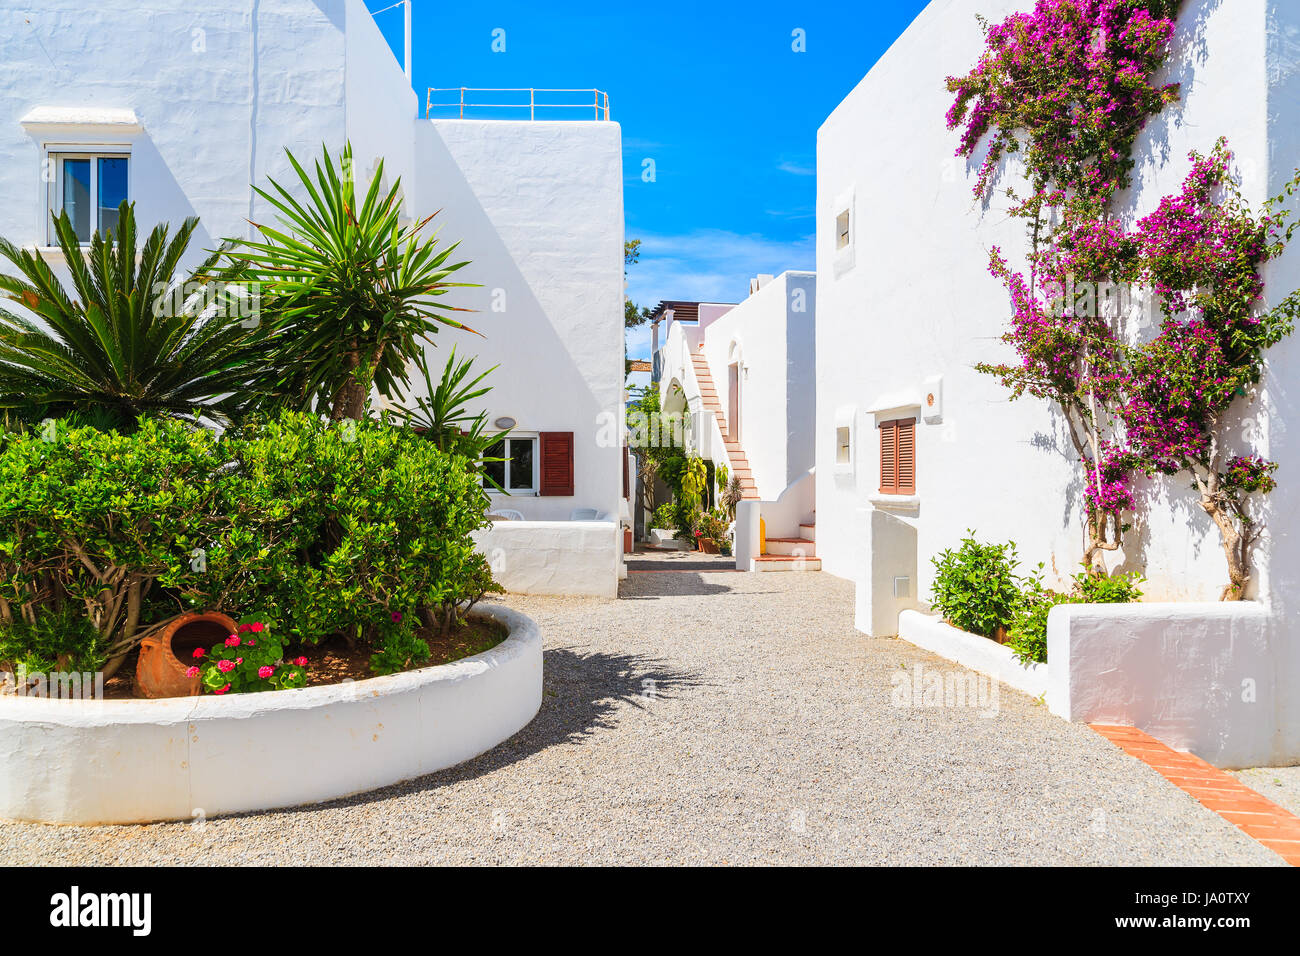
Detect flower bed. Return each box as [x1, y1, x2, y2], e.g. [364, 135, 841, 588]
[0, 604, 541, 825]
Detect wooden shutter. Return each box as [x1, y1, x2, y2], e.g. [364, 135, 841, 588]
[879, 418, 915, 495]
[622, 447, 630, 498]
[539, 432, 574, 496]
[896, 418, 915, 494]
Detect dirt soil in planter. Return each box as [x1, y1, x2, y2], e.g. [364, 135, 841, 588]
[97, 616, 508, 700]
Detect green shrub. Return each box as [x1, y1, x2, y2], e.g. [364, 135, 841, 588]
[650, 503, 676, 531]
[0, 606, 105, 677]
[0, 410, 502, 681]
[929, 531, 1025, 639]
[217, 411, 498, 672]
[1007, 566, 1145, 666]
[0, 416, 228, 677]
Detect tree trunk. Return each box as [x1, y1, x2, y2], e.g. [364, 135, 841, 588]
[1202, 499, 1249, 600]
[330, 346, 366, 421]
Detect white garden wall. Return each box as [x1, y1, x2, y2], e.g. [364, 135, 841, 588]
[0, 605, 541, 825]
[1045, 601, 1291, 768]
[474, 521, 621, 598]
[816, 0, 1299, 615]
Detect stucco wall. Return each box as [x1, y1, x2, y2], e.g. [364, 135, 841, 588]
[474, 521, 620, 598]
[411, 120, 625, 523]
[815, 0, 1296, 615]
[698, 271, 816, 499]
[0, 0, 351, 259]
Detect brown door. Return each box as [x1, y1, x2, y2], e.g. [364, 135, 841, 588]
[728, 362, 740, 443]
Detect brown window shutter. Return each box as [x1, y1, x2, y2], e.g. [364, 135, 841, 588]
[879, 420, 897, 494]
[539, 432, 574, 496]
[879, 418, 915, 495]
[622, 447, 630, 498]
[897, 419, 915, 494]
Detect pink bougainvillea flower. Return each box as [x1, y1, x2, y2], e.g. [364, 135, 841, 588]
[258, 665, 274, 679]
[217, 659, 236, 673]
[225, 635, 241, 647]
[185, 666, 200, 678]
[192, 647, 206, 659]
[294, 656, 308, 667]
[390, 611, 402, 623]
[215, 684, 231, 695]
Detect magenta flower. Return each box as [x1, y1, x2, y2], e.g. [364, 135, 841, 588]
[192, 647, 206, 659]
[258, 665, 274, 679]
[225, 634, 241, 647]
[215, 684, 231, 695]
[217, 659, 236, 673]
[185, 666, 200, 678]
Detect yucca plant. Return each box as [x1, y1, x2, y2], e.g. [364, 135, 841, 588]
[393, 346, 508, 487]
[0, 203, 268, 430]
[232, 143, 477, 420]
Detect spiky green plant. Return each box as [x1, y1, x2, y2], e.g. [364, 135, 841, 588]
[232, 143, 477, 420]
[0, 202, 267, 429]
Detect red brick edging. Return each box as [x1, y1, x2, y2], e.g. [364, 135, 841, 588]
[1091, 724, 1300, 866]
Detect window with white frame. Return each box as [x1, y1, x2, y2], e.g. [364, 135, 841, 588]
[484, 437, 537, 493]
[47, 151, 129, 244]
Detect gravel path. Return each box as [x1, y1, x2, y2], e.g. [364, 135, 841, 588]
[1233, 766, 1300, 818]
[0, 568, 1284, 865]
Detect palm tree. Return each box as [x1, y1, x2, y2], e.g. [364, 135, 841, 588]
[0, 202, 268, 429]
[232, 143, 477, 420]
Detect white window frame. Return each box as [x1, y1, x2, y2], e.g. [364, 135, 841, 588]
[44, 145, 131, 246]
[486, 434, 539, 496]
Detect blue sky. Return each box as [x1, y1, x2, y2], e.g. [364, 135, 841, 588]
[366, 0, 929, 360]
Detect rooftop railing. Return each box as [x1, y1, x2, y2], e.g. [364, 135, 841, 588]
[426, 88, 611, 121]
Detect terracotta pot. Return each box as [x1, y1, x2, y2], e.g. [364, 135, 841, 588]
[993, 625, 1010, 645]
[136, 611, 239, 699]
[699, 538, 720, 554]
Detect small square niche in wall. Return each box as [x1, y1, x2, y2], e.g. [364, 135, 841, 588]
[832, 188, 855, 277]
[836, 426, 851, 464]
[835, 210, 851, 250]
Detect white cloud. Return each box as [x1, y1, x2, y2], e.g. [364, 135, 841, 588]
[777, 160, 816, 176]
[622, 227, 815, 359]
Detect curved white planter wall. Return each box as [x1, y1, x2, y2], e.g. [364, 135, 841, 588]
[0, 605, 542, 825]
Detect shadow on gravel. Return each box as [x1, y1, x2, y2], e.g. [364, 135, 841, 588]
[619, 572, 739, 598]
[256, 647, 707, 817]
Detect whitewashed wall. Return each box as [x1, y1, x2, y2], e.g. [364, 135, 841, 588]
[699, 271, 816, 499]
[409, 119, 625, 524]
[0, 0, 354, 259]
[816, 0, 1296, 612]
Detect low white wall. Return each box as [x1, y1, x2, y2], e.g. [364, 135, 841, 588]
[897, 610, 1050, 699]
[0, 605, 542, 825]
[475, 520, 620, 597]
[758, 468, 815, 540]
[1046, 601, 1289, 768]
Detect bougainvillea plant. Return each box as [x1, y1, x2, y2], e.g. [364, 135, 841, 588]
[950, 0, 1300, 598]
[194, 616, 308, 695]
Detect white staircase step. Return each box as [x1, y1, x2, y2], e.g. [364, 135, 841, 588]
[799, 523, 816, 542]
[765, 537, 816, 557]
[753, 555, 822, 572]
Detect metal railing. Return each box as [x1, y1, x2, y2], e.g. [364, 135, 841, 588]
[426, 88, 611, 121]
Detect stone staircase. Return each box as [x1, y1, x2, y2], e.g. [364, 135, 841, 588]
[690, 350, 759, 500]
[755, 518, 820, 572]
[690, 349, 819, 572]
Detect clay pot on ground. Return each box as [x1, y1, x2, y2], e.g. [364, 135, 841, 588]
[136, 611, 239, 698]
[699, 538, 720, 555]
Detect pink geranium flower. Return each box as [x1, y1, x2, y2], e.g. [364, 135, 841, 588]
[217, 659, 236, 673]
[192, 647, 206, 659]
[185, 666, 200, 678]
[225, 634, 241, 647]
[215, 684, 231, 695]
[294, 656, 308, 667]
[258, 665, 274, 679]
[250, 622, 264, 633]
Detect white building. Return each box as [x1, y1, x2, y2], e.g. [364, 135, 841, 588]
[0, 0, 626, 597]
[815, 0, 1300, 766]
[652, 272, 819, 568]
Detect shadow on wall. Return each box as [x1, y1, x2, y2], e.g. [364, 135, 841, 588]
[411, 123, 609, 438]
